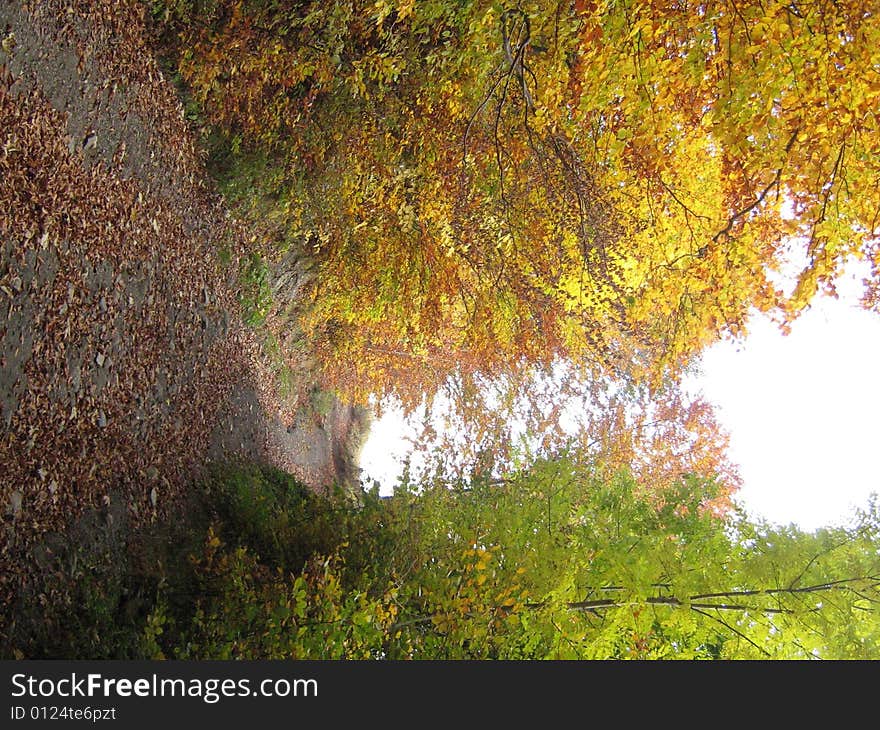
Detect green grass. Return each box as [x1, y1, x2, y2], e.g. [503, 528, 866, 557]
[309, 386, 337, 418]
[239, 252, 272, 327]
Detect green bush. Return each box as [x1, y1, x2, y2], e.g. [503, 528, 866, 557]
[5, 463, 384, 659]
[159, 465, 405, 659]
[204, 463, 339, 571]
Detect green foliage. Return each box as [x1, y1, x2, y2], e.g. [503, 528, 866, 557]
[204, 463, 351, 572]
[308, 386, 337, 418]
[30, 1, 877, 660]
[12, 461, 879, 659]
[158, 466, 409, 659]
[167, 460, 880, 660]
[5, 464, 387, 659]
[382, 458, 880, 659]
[238, 252, 272, 327]
[149, 0, 220, 31]
[169, 534, 399, 659]
[12, 554, 155, 660]
[4, 510, 196, 660]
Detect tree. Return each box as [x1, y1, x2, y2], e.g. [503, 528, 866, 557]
[400, 362, 740, 514]
[168, 460, 880, 659]
[158, 0, 880, 410]
[374, 455, 880, 659]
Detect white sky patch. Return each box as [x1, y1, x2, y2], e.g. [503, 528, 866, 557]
[687, 262, 880, 530]
[359, 400, 417, 494]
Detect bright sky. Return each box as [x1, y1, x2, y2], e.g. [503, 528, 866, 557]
[686, 265, 880, 530]
[361, 264, 880, 531]
[359, 403, 418, 495]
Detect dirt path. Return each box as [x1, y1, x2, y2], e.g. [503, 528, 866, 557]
[0, 0, 366, 642]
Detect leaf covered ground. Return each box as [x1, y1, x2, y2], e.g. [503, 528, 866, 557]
[0, 0, 363, 644]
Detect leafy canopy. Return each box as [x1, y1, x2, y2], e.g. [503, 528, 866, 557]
[159, 0, 880, 407]
[164, 461, 880, 659]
